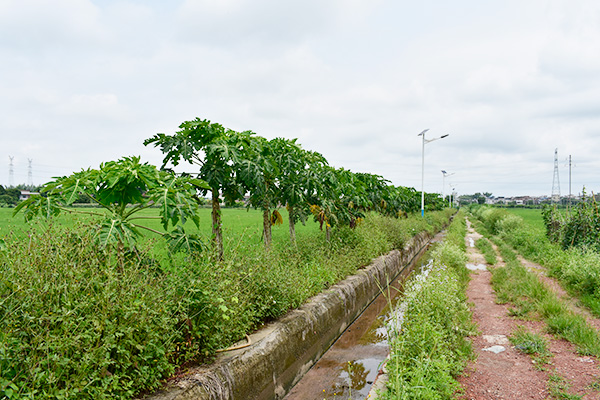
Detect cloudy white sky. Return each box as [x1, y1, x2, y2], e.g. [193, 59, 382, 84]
[2, 0, 600, 197]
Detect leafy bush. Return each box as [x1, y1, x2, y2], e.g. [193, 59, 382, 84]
[542, 194, 600, 252]
[496, 213, 523, 234]
[559, 249, 600, 297]
[0, 225, 181, 399]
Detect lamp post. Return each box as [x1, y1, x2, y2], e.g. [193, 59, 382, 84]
[441, 170, 454, 207]
[419, 130, 449, 217]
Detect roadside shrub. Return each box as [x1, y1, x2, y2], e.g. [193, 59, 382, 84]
[0, 224, 180, 399]
[496, 214, 523, 234]
[559, 249, 600, 297]
[476, 207, 510, 234]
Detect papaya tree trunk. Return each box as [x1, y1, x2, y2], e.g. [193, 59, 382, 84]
[211, 189, 224, 260]
[288, 205, 296, 244]
[263, 208, 272, 250]
[326, 224, 331, 242]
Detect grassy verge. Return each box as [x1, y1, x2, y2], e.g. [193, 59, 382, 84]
[382, 211, 476, 399]
[0, 208, 453, 399]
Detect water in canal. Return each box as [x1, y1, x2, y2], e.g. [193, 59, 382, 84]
[284, 232, 445, 399]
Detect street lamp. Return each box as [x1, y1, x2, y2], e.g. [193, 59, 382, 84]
[419, 130, 449, 217]
[441, 170, 454, 207]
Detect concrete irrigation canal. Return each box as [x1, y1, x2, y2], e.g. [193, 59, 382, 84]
[145, 230, 444, 400]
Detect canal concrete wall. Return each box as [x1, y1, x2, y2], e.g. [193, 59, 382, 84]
[144, 232, 431, 400]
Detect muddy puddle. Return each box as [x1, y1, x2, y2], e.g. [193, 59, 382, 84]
[284, 232, 445, 399]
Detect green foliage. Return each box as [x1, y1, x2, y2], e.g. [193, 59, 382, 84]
[542, 194, 600, 252]
[444, 210, 467, 251]
[472, 206, 514, 235]
[0, 226, 179, 399]
[13, 157, 207, 254]
[0, 208, 452, 399]
[0, 187, 20, 206]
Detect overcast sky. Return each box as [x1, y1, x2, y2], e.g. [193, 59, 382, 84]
[2, 0, 600, 197]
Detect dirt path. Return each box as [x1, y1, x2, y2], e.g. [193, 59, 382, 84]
[458, 221, 600, 400]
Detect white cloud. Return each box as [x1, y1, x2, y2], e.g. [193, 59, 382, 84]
[2, 0, 600, 197]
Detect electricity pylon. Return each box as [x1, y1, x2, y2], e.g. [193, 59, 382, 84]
[27, 159, 33, 187]
[8, 156, 14, 187]
[551, 148, 561, 204]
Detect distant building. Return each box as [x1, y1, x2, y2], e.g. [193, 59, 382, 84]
[19, 190, 39, 201]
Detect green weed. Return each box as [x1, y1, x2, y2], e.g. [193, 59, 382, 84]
[547, 373, 582, 400]
[510, 326, 552, 367]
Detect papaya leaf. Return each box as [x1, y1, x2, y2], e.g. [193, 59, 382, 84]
[164, 226, 206, 254]
[13, 194, 62, 221]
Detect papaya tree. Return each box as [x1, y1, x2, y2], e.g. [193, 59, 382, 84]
[268, 137, 303, 243]
[14, 156, 208, 259]
[355, 172, 390, 214]
[307, 164, 342, 242]
[335, 168, 371, 228]
[144, 118, 251, 260]
[270, 139, 328, 244]
[236, 135, 280, 249]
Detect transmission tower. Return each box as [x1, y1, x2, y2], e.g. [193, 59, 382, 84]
[551, 148, 561, 204]
[8, 156, 14, 187]
[568, 155, 572, 209]
[27, 159, 33, 187]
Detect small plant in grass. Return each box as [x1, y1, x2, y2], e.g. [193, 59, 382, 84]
[509, 326, 552, 368]
[587, 376, 600, 391]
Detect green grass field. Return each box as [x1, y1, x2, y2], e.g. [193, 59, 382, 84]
[0, 206, 323, 254]
[505, 208, 545, 232]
